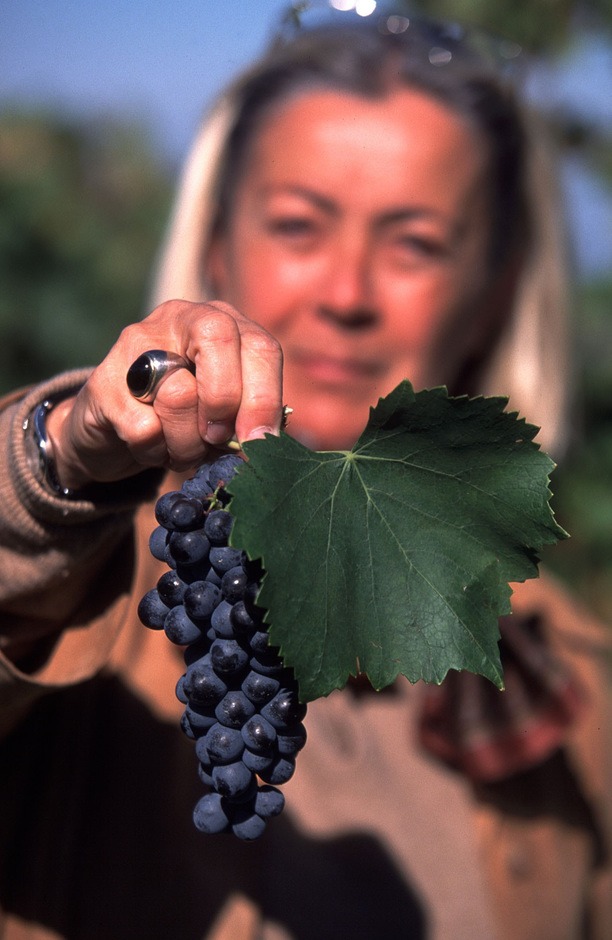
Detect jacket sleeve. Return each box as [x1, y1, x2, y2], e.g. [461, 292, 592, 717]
[0, 370, 163, 734]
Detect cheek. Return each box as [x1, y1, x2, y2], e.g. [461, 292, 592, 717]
[381, 274, 471, 352]
[380, 262, 491, 389]
[221, 250, 282, 329]
[226, 246, 319, 335]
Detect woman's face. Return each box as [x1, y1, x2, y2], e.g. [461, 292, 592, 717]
[210, 87, 495, 449]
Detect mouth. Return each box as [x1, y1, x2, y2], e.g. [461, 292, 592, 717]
[290, 348, 384, 387]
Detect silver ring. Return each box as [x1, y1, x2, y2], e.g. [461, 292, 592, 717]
[126, 349, 194, 404]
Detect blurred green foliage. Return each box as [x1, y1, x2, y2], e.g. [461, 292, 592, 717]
[407, 0, 612, 52]
[0, 109, 172, 393]
[545, 279, 612, 621]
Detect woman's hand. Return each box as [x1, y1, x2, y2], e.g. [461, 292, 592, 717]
[45, 300, 284, 490]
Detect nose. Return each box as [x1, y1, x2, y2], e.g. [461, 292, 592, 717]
[317, 235, 378, 329]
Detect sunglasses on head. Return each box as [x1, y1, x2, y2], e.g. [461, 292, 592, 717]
[272, 0, 524, 77]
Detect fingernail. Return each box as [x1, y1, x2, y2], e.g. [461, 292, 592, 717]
[205, 421, 234, 445]
[245, 426, 275, 441]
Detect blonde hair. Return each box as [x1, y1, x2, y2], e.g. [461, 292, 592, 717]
[152, 27, 572, 458]
[477, 109, 573, 457]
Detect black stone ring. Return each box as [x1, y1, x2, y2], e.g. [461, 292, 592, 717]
[126, 350, 195, 404]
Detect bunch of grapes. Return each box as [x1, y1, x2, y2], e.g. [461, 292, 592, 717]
[138, 453, 307, 841]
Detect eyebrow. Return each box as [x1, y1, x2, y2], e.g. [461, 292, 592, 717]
[260, 185, 449, 226]
[261, 185, 336, 214]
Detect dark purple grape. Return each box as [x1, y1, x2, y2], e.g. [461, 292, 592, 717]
[210, 638, 249, 678]
[229, 775, 258, 806]
[164, 606, 203, 646]
[241, 715, 277, 752]
[184, 663, 228, 709]
[194, 463, 212, 483]
[149, 526, 168, 562]
[258, 755, 296, 786]
[261, 689, 307, 731]
[167, 496, 205, 531]
[209, 546, 243, 573]
[212, 761, 254, 799]
[183, 707, 216, 739]
[157, 571, 187, 608]
[208, 454, 244, 491]
[137, 589, 169, 629]
[167, 530, 210, 566]
[204, 723, 245, 764]
[204, 510, 233, 546]
[175, 674, 188, 705]
[176, 561, 210, 585]
[277, 723, 307, 756]
[214, 691, 255, 729]
[241, 671, 280, 706]
[242, 748, 274, 773]
[250, 630, 272, 654]
[163, 541, 177, 570]
[180, 713, 197, 740]
[231, 806, 267, 841]
[230, 601, 258, 635]
[254, 786, 285, 819]
[193, 792, 231, 834]
[249, 652, 284, 677]
[154, 490, 183, 528]
[210, 600, 235, 638]
[183, 642, 212, 668]
[184, 581, 222, 622]
[194, 734, 210, 762]
[221, 566, 248, 603]
[198, 762, 214, 787]
[204, 568, 222, 587]
[181, 475, 213, 502]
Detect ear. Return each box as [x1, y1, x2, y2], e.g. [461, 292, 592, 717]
[205, 230, 231, 299]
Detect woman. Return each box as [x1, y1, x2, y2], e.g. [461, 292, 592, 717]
[1, 11, 610, 940]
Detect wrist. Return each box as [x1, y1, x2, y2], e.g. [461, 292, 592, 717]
[23, 393, 83, 498]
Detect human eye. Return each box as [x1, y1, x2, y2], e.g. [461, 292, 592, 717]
[388, 230, 448, 267]
[267, 215, 318, 238]
[262, 192, 327, 248]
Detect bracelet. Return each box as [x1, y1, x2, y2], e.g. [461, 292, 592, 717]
[23, 397, 76, 499]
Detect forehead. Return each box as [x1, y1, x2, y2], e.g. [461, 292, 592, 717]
[239, 86, 489, 209]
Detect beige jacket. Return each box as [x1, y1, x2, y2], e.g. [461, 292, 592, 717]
[1, 375, 612, 940]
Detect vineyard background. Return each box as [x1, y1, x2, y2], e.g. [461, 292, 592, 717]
[1, 0, 611, 618]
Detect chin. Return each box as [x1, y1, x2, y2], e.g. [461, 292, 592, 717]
[284, 382, 376, 450]
[291, 416, 366, 452]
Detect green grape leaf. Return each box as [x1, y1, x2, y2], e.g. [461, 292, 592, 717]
[228, 381, 568, 702]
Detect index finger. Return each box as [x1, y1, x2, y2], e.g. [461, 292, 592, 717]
[233, 319, 284, 444]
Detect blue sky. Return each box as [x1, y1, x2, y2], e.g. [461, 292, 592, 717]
[0, 1, 291, 162]
[1, 1, 611, 277]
